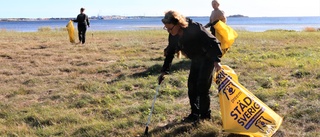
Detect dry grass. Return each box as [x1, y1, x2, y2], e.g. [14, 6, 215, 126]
[0, 30, 319, 137]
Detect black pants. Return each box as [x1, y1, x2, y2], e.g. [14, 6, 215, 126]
[188, 56, 215, 117]
[78, 26, 87, 44]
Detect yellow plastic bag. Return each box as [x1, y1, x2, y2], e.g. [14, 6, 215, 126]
[214, 65, 283, 137]
[214, 21, 238, 56]
[66, 20, 75, 43]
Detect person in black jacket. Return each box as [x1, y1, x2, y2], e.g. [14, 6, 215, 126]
[158, 10, 222, 122]
[72, 7, 90, 44]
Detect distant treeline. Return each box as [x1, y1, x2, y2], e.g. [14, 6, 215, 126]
[0, 14, 247, 22]
[0, 16, 158, 21]
[227, 14, 248, 18]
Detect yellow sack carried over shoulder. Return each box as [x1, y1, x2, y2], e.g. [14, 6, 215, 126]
[214, 65, 282, 137]
[66, 20, 75, 43]
[214, 21, 238, 56]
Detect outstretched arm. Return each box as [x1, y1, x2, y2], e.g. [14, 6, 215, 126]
[86, 15, 90, 27]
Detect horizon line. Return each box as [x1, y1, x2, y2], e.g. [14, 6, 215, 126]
[1, 15, 320, 19]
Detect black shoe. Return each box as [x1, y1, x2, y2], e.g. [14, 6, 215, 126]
[181, 113, 199, 123]
[200, 114, 211, 119]
[200, 114, 212, 122]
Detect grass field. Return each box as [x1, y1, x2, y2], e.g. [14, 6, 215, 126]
[0, 29, 319, 137]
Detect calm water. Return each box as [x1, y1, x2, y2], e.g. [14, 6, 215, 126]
[0, 16, 319, 32]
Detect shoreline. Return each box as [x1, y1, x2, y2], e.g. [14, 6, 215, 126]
[1, 16, 320, 32]
[1, 15, 320, 22]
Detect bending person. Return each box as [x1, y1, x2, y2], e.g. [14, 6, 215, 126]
[158, 10, 222, 122]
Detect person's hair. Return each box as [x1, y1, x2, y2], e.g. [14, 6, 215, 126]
[80, 8, 85, 12]
[161, 10, 188, 28]
[212, 0, 220, 5]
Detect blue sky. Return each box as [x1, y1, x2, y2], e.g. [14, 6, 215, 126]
[1, 0, 320, 18]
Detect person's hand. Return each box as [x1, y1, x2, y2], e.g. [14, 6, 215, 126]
[214, 62, 222, 72]
[157, 73, 165, 85]
[204, 22, 212, 28]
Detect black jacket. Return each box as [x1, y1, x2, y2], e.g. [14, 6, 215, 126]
[73, 13, 90, 28]
[161, 18, 222, 74]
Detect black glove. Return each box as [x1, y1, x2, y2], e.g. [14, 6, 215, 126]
[204, 23, 210, 28]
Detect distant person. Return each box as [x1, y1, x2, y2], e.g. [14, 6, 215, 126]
[72, 7, 90, 44]
[204, 0, 227, 36]
[158, 10, 222, 123]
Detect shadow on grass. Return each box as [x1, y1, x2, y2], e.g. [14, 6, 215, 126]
[141, 119, 236, 137]
[142, 119, 195, 137]
[140, 118, 256, 137]
[106, 60, 191, 84]
[131, 60, 191, 78]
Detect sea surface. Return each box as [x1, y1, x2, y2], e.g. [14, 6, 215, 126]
[0, 16, 319, 32]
